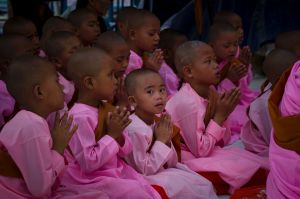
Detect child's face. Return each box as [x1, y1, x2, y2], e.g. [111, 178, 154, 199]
[131, 73, 167, 115]
[133, 17, 160, 52]
[229, 15, 244, 44]
[188, 46, 220, 85]
[108, 42, 130, 79]
[23, 22, 40, 55]
[78, 14, 101, 46]
[92, 57, 118, 101]
[211, 31, 239, 62]
[56, 36, 82, 70]
[41, 65, 65, 111]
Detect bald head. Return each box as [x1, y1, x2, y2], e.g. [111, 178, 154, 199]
[127, 9, 159, 30]
[68, 8, 96, 27]
[3, 17, 35, 36]
[95, 31, 127, 53]
[275, 31, 300, 56]
[263, 49, 298, 85]
[125, 68, 161, 96]
[6, 55, 55, 104]
[67, 47, 112, 87]
[207, 22, 236, 44]
[175, 41, 211, 76]
[0, 35, 33, 77]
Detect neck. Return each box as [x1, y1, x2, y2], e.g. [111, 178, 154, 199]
[22, 104, 51, 119]
[189, 81, 210, 99]
[135, 108, 155, 125]
[77, 91, 101, 108]
[127, 42, 143, 56]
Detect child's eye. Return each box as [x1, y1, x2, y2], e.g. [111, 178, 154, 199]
[148, 32, 155, 37]
[146, 89, 153, 94]
[160, 87, 166, 93]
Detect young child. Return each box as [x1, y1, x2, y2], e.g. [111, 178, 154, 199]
[44, 31, 81, 105]
[208, 22, 258, 141]
[165, 41, 269, 193]
[124, 68, 218, 199]
[0, 55, 84, 198]
[59, 47, 162, 199]
[3, 16, 40, 55]
[40, 16, 76, 56]
[68, 8, 101, 47]
[94, 31, 130, 108]
[116, 6, 139, 40]
[275, 31, 300, 58]
[159, 28, 188, 95]
[241, 49, 298, 157]
[125, 9, 164, 74]
[0, 35, 34, 128]
[267, 60, 300, 199]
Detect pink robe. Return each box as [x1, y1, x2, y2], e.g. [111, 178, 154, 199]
[0, 80, 15, 128]
[60, 103, 161, 199]
[58, 72, 75, 105]
[267, 61, 300, 198]
[241, 88, 272, 157]
[126, 50, 143, 75]
[165, 83, 269, 191]
[125, 114, 218, 199]
[217, 61, 259, 142]
[159, 62, 180, 96]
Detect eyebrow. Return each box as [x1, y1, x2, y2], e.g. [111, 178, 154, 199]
[144, 85, 154, 90]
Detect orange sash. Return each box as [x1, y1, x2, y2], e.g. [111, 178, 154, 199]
[268, 66, 300, 153]
[0, 150, 22, 178]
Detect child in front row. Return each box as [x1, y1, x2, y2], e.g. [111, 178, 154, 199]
[0, 55, 108, 198]
[124, 69, 218, 199]
[0, 35, 34, 128]
[208, 23, 259, 141]
[59, 47, 162, 199]
[165, 41, 269, 193]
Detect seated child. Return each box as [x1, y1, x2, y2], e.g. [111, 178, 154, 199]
[208, 22, 259, 140]
[275, 30, 300, 58]
[40, 16, 76, 57]
[241, 49, 298, 156]
[116, 6, 139, 40]
[267, 59, 300, 199]
[68, 8, 101, 47]
[0, 55, 106, 198]
[3, 16, 40, 55]
[124, 69, 218, 199]
[159, 28, 187, 95]
[165, 41, 269, 193]
[125, 9, 164, 74]
[59, 47, 162, 199]
[44, 31, 81, 105]
[94, 31, 130, 108]
[0, 35, 34, 128]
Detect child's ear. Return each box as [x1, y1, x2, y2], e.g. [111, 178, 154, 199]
[182, 65, 193, 78]
[33, 84, 44, 100]
[83, 76, 94, 90]
[128, 29, 136, 41]
[127, 95, 137, 107]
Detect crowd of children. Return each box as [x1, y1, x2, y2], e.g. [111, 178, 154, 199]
[0, 4, 299, 199]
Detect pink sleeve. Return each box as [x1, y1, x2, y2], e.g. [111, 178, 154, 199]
[177, 109, 226, 157]
[68, 116, 120, 173]
[127, 130, 172, 175]
[117, 131, 133, 157]
[125, 51, 143, 75]
[9, 135, 65, 197]
[166, 143, 178, 167]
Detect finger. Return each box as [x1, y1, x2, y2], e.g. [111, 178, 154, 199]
[122, 119, 132, 128]
[65, 115, 74, 129]
[54, 112, 60, 127]
[60, 112, 68, 126]
[68, 124, 78, 139]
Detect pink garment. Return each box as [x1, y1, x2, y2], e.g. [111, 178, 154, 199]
[58, 72, 75, 104]
[165, 83, 269, 191]
[0, 110, 65, 198]
[217, 61, 259, 140]
[60, 103, 161, 199]
[0, 80, 15, 128]
[39, 49, 47, 58]
[125, 114, 218, 199]
[159, 62, 180, 96]
[267, 60, 300, 198]
[241, 88, 272, 157]
[126, 50, 143, 75]
[235, 46, 253, 85]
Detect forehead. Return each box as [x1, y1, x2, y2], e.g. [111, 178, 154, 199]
[195, 45, 215, 58]
[139, 16, 160, 30]
[136, 73, 164, 88]
[216, 31, 237, 42]
[109, 42, 130, 56]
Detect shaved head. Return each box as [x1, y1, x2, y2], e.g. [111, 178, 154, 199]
[263, 49, 298, 85]
[207, 22, 236, 44]
[95, 31, 127, 53]
[275, 31, 300, 56]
